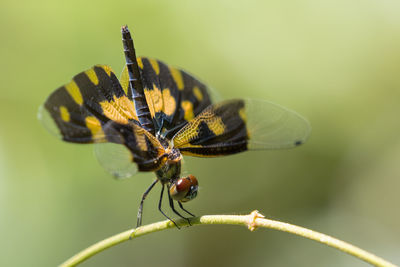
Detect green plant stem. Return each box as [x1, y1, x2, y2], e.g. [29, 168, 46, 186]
[59, 211, 398, 267]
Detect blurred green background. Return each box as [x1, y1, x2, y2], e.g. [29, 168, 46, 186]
[1, 0, 400, 266]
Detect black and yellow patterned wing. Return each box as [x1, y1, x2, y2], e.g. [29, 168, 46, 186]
[120, 57, 213, 138]
[39, 65, 138, 143]
[171, 99, 311, 157]
[39, 65, 166, 173]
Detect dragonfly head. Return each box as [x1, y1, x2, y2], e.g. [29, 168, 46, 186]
[170, 174, 198, 202]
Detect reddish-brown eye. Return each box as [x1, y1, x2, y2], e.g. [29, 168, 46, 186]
[175, 177, 191, 193]
[170, 174, 199, 202]
[187, 175, 198, 186]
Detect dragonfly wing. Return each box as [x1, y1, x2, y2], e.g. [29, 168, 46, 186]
[39, 65, 138, 143]
[172, 99, 310, 157]
[39, 65, 164, 176]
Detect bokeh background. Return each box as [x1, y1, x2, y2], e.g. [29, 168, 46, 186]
[1, 0, 400, 266]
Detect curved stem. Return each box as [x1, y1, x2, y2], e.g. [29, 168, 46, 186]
[59, 211, 398, 267]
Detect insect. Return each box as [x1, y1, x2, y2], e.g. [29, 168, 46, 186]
[38, 25, 310, 228]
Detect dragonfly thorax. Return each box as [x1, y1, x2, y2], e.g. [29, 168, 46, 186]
[156, 146, 182, 183]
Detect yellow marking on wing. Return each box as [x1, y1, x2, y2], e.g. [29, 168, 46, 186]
[85, 68, 99, 85]
[169, 66, 184, 90]
[149, 58, 160, 75]
[239, 107, 246, 122]
[206, 116, 225, 135]
[101, 65, 113, 76]
[100, 95, 137, 124]
[173, 124, 199, 148]
[173, 109, 225, 148]
[238, 107, 249, 138]
[181, 101, 194, 121]
[134, 129, 148, 151]
[137, 57, 144, 69]
[173, 110, 211, 148]
[120, 66, 129, 95]
[162, 88, 176, 116]
[145, 85, 177, 118]
[145, 84, 163, 118]
[59, 106, 70, 122]
[193, 86, 203, 101]
[85, 116, 104, 139]
[113, 96, 137, 120]
[65, 80, 83, 105]
[144, 89, 155, 118]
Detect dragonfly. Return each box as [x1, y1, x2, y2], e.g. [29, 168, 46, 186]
[38, 25, 311, 228]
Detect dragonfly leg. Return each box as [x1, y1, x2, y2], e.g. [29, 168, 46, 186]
[158, 184, 180, 229]
[167, 186, 192, 226]
[137, 179, 158, 227]
[178, 201, 196, 217]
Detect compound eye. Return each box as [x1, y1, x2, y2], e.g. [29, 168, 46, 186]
[170, 175, 199, 202]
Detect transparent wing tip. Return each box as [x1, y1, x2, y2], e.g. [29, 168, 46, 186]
[244, 98, 311, 150]
[293, 117, 311, 146]
[37, 104, 62, 139]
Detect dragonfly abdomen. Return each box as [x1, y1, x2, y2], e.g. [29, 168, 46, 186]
[121, 25, 154, 134]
